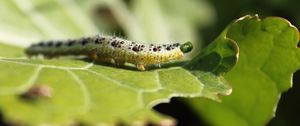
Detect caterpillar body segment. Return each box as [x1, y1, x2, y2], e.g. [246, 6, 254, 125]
[26, 35, 193, 71]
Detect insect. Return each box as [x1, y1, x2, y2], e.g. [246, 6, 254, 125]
[25, 35, 193, 71]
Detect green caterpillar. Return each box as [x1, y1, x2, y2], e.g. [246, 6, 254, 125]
[26, 35, 193, 71]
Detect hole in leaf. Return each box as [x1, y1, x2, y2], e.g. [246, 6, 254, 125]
[0, 111, 5, 126]
[154, 98, 208, 126]
[0, 111, 20, 126]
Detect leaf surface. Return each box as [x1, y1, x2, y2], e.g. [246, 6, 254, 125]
[187, 15, 300, 126]
[0, 0, 238, 125]
[0, 39, 237, 125]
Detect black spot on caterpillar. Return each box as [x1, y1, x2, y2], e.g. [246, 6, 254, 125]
[26, 35, 193, 71]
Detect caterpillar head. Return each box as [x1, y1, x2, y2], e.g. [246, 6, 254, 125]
[180, 42, 193, 53]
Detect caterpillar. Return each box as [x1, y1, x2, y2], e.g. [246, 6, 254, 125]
[25, 35, 193, 71]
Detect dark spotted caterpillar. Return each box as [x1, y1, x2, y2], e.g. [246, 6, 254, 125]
[26, 35, 193, 71]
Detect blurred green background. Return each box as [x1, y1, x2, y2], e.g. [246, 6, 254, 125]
[0, 0, 299, 125]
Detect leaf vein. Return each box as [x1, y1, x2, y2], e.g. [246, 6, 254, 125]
[0, 65, 43, 95]
[67, 70, 92, 113]
[86, 69, 138, 91]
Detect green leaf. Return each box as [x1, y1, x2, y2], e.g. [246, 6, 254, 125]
[0, 0, 237, 125]
[185, 26, 239, 101]
[186, 15, 300, 126]
[0, 40, 235, 125]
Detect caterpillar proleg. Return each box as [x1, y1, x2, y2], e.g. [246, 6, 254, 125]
[25, 35, 193, 71]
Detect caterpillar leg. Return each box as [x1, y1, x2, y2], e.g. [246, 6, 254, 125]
[97, 56, 113, 63]
[114, 59, 125, 66]
[88, 53, 98, 60]
[136, 64, 146, 71]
